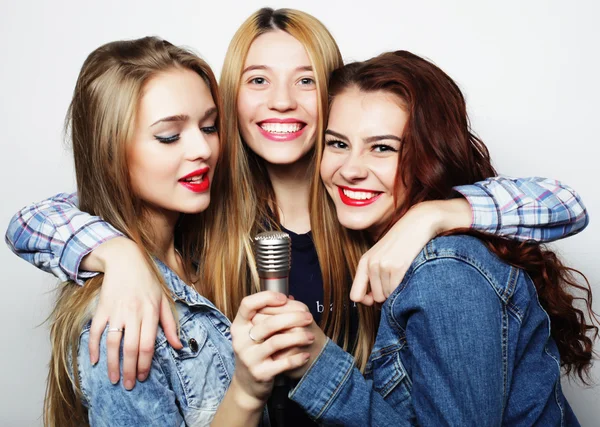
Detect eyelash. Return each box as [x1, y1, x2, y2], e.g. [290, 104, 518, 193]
[372, 144, 398, 153]
[249, 77, 267, 85]
[154, 126, 218, 144]
[298, 77, 315, 85]
[325, 140, 399, 153]
[155, 134, 180, 144]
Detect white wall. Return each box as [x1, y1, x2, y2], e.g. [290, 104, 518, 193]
[1, 0, 598, 424]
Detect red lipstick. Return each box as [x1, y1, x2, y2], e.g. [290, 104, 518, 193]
[338, 186, 382, 207]
[179, 168, 210, 193]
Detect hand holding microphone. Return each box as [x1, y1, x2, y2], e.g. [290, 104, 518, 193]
[226, 231, 314, 423]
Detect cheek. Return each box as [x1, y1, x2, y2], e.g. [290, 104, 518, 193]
[319, 152, 337, 186]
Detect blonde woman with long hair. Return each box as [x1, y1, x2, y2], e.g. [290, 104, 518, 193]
[7, 7, 589, 426]
[41, 36, 313, 427]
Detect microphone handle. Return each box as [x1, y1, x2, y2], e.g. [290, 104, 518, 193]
[259, 276, 289, 296]
[260, 275, 289, 426]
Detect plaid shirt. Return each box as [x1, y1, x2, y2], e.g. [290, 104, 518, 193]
[5, 176, 588, 285]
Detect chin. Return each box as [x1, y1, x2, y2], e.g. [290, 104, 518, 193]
[335, 214, 372, 232]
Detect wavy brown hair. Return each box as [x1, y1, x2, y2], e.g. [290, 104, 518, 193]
[44, 37, 222, 426]
[323, 50, 598, 381]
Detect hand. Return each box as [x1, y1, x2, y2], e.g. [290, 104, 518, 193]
[85, 237, 183, 390]
[350, 199, 472, 305]
[229, 292, 314, 410]
[253, 299, 327, 379]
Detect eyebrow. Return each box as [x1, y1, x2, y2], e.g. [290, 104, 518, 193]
[241, 65, 313, 74]
[150, 107, 218, 127]
[325, 129, 402, 144]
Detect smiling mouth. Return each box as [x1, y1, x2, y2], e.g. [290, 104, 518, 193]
[258, 122, 306, 134]
[338, 187, 382, 206]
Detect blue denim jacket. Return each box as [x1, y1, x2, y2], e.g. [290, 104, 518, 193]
[290, 235, 579, 426]
[75, 260, 235, 426]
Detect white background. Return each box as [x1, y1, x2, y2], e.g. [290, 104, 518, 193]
[1, 0, 598, 425]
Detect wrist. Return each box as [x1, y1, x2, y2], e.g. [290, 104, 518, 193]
[413, 199, 472, 235]
[83, 236, 139, 272]
[227, 376, 267, 413]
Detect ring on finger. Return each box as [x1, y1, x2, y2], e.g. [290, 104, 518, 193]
[248, 327, 264, 344]
[107, 327, 124, 333]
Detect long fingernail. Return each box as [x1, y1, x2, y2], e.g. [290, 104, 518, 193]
[124, 379, 134, 390]
[110, 372, 119, 384]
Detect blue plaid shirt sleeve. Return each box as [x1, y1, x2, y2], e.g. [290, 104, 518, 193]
[4, 192, 123, 284]
[454, 176, 589, 242]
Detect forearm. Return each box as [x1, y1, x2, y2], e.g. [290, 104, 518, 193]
[290, 339, 414, 426]
[455, 176, 589, 241]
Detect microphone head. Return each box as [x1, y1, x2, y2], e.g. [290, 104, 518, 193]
[254, 231, 291, 279]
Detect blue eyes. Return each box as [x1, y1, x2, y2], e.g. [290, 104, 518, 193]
[154, 126, 218, 144]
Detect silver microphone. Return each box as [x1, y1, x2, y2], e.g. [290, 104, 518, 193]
[254, 231, 291, 296]
[254, 231, 292, 426]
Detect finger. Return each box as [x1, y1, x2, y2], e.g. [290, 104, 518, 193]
[137, 309, 159, 382]
[254, 331, 315, 361]
[350, 258, 370, 303]
[254, 352, 311, 381]
[380, 265, 392, 300]
[368, 261, 386, 303]
[361, 291, 375, 306]
[88, 309, 109, 365]
[250, 312, 313, 342]
[121, 318, 141, 390]
[105, 323, 125, 385]
[160, 295, 182, 350]
[257, 300, 309, 316]
[236, 291, 287, 321]
[386, 268, 406, 298]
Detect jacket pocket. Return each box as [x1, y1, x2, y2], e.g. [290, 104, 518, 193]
[171, 312, 231, 411]
[366, 345, 414, 415]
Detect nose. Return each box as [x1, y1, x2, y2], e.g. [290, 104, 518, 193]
[185, 129, 214, 162]
[339, 151, 368, 183]
[267, 82, 297, 112]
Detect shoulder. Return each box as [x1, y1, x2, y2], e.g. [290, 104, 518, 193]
[390, 235, 519, 310]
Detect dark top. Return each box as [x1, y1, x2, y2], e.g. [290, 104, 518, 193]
[278, 226, 359, 427]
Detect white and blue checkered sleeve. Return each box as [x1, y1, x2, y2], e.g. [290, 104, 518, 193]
[4, 193, 123, 284]
[454, 176, 588, 242]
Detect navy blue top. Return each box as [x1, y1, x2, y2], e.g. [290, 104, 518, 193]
[280, 226, 359, 427]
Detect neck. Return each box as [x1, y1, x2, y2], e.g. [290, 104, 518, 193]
[266, 154, 312, 234]
[145, 208, 180, 273]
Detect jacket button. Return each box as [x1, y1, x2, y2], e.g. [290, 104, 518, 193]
[189, 338, 199, 352]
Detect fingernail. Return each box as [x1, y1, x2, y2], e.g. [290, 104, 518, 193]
[307, 333, 315, 341]
[110, 372, 119, 385]
[277, 293, 286, 301]
[138, 373, 147, 382]
[124, 379, 134, 390]
[90, 356, 98, 366]
[304, 312, 312, 320]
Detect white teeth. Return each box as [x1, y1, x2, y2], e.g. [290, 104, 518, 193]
[343, 188, 377, 200]
[260, 123, 302, 134]
[184, 175, 204, 183]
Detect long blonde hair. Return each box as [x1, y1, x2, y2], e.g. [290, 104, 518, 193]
[199, 7, 376, 370]
[44, 36, 222, 427]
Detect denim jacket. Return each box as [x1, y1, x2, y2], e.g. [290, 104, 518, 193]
[290, 235, 579, 426]
[75, 260, 235, 426]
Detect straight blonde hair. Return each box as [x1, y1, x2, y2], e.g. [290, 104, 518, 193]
[199, 7, 377, 370]
[44, 36, 222, 427]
